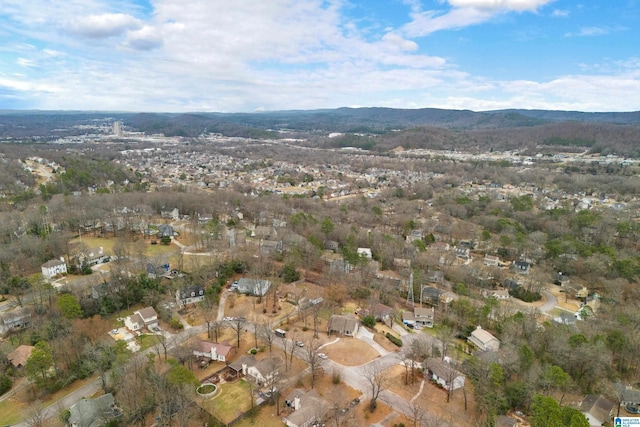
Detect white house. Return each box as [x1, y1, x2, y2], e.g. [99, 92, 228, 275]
[580, 394, 614, 427]
[237, 278, 271, 296]
[357, 247, 372, 260]
[41, 258, 67, 279]
[426, 357, 465, 391]
[124, 306, 158, 332]
[402, 307, 435, 329]
[481, 289, 510, 300]
[193, 340, 234, 362]
[468, 326, 500, 352]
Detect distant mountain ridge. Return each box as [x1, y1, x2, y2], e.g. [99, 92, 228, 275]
[125, 107, 640, 136]
[1, 107, 639, 141]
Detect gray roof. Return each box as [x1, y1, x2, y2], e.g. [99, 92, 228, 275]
[580, 394, 614, 424]
[621, 388, 640, 404]
[69, 393, 120, 427]
[328, 314, 358, 334]
[178, 285, 205, 299]
[426, 357, 463, 381]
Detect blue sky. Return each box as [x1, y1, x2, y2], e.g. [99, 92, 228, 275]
[0, 0, 639, 112]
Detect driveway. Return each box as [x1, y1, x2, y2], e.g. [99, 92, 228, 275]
[322, 340, 453, 427]
[539, 290, 558, 313]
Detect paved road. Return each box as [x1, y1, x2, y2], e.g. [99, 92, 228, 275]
[10, 324, 205, 426]
[320, 331, 453, 427]
[539, 289, 558, 313]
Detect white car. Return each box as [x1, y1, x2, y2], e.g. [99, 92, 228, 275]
[295, 341, 304, 347]
[318, 353, 328, 359]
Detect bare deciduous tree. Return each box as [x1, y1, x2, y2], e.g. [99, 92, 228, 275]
[257, 320, 276, 353]
[229, 314, 247, 349]
[362, 363, 390, 412]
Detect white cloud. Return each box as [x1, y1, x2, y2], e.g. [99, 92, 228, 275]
[0, 76, 60, 93]
[403, 7, 493, 37]
[1, 0, 639, 113]
[17, 58, 36, 68]
[551, 9, 569, 17]
[381, 33, 419, 52]
[565, 26, 609, 37]
[123, 25, 163, 50]
[565, 25, 627, 38]
[447, 0, 553, 11]
[68, 13, 142, 39]
[402, 0, 554, 37]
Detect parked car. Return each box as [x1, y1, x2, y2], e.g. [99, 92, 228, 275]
[318, 353, 328, 359]
[295, 341, 304, 347]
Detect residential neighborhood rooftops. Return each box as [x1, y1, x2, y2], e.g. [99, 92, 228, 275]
[7, 344, 34, 368]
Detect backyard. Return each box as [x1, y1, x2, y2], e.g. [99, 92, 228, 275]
[199, 378, 253, 424]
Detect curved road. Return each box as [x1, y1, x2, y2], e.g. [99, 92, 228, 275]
[539, 289, 558, 313]
[321, 331, 454, 427]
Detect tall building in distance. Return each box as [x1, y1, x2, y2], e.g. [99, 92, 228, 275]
[113, 121, 122, 136]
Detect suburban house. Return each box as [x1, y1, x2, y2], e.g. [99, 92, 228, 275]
[321, 251, 349, 274]
[175, 285, 205, 307]
[41, 258, 67, 279]
[193, 340, 234, 362]
[421, 286, 442, 305]
[324, 240, 340, 252]
[405, 229, 424, 244]
[7, 345, 34, 369]
[370, 303, 394, 325]
[68, 393, 121, 427]
[283, 388, 330, 427]
[402, 307, 435, 329]
[553, 312, 577, 326]
[157, 223, 176, 238]
[146, 262, 170, 279]
[0, 306, 31, 336]
[161, 208, 179, 220]
[197, 213, 213, 224]
[425, 357, 465, 391]
[260, 239, 283, 255]
[327, 314, 359, 337]
[453, 245, 471, 260]
[357, 247, 372, 260]
[124, 306, 158, 332]
[237, 278, 271, 296]
[83, 246, 108, 267]
[620, 388, 640, 408]
[483, 255, 501, 267]
[229, 355, 282, 384]
[513, 259, 531, 274]
[468, 326, 500, 352]
[481, 288, 510, 300]
[579, 394, 614, 427]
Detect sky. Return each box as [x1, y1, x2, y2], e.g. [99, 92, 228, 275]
[1, 0, 639, 113]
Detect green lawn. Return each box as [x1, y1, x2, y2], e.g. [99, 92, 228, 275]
[200, 379, 254, 424]
[138, 334, 163, 352]
[0, 400, 23, 426]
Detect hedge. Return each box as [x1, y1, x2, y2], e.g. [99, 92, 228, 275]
[385, 332, 402, 347]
